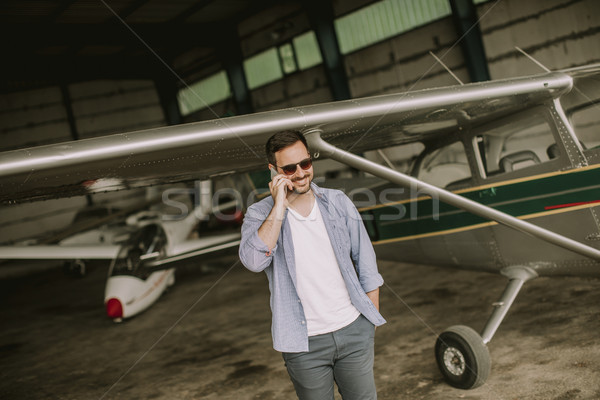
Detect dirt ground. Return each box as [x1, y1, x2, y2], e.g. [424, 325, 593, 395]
[1, 254, 599, 400]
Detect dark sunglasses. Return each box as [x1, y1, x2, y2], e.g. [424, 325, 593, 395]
[275, 157, 312, 175]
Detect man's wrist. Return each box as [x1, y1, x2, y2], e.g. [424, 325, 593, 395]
[271, 200, 286, 219]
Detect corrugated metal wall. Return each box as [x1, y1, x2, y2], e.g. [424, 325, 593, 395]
[480, 0, 600, 77]
[0, 87, 70, 151]
[0, 80, 166, 243]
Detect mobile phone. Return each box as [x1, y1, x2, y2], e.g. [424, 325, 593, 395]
[270, 167, 288, 194]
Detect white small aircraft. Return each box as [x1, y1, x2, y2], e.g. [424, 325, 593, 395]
[1, 61, 599, 388]
[0, 180, 242, 322]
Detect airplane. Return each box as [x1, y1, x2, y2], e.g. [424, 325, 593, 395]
[0, 181, 243, 322]
[0, 61, 599, 389]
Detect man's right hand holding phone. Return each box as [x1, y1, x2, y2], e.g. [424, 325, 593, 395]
[258, 169, 293, 249]
[269, 169, 293, 209]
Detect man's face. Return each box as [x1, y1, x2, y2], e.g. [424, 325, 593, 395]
[271, 141, 313, 195]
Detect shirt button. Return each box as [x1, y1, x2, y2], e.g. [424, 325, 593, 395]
[301, 321, 305, 325]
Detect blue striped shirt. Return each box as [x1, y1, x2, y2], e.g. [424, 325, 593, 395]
[239, 183, 386, 352]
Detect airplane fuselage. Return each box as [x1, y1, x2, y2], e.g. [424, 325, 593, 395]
[365, 164, 600, 277]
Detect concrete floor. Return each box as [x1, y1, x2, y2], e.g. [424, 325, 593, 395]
[1, 253, 599, 400]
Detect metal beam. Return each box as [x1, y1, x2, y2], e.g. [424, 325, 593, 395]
[305, 130, 600, 261]
[0, 23, 225, 49]
[305, 0, 351, 101]
[449, 0, 490, 82]
[170, 0, 214, 25]
[155, 77, 182, 126]
[59, 83, 79, 141]
[218, 29, 254, 115]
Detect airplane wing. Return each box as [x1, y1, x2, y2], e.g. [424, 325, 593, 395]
[2, 67, 593, 205]
[0, 244, 121, 259]
[146, 232, 241, 268]
[0, 225, 240, 263]
[2, 65, 600, 262]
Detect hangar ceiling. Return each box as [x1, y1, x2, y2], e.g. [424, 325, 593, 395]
[0, 0, 287, 92]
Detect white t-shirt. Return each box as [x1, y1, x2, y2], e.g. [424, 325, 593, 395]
[287, 201, 360, 336]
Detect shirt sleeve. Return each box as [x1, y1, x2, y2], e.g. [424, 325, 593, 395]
[344, 195, 384, 293]
[239, 203, 278, 272]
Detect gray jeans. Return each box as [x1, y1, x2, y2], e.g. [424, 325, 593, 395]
[282, 314, 376, 400]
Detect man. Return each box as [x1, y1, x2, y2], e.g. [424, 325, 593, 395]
[239, 130, 385, 399]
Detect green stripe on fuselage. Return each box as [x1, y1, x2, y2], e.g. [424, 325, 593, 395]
[360, 166, 600, 242]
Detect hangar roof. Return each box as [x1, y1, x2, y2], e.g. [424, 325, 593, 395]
[0, 0, 285, 92]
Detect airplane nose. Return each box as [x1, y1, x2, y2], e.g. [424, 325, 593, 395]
[106, 298, 123, 319]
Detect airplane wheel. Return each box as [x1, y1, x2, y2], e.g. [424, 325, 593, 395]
[435, 325, 491, 389]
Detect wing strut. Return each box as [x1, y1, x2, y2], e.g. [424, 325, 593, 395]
[305, 130, 600, 261]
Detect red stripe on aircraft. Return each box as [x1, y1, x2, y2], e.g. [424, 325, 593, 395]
[544, 200, 600, 210]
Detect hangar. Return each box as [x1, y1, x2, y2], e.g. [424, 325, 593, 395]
[1, 0, 599, 399]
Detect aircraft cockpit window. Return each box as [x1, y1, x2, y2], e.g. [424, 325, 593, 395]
[568, 99, 600, 150]
[418, 141, 471, 188]
[478, 113, 555, 177]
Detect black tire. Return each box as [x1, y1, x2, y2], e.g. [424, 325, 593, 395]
[434, 325, 491, 389]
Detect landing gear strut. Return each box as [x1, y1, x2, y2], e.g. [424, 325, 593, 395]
[434, 266, 538, 389]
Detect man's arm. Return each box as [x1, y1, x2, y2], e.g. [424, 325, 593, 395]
[257, 201, 286, 250]
[366, 287, 380, 311]
[257, 174, 292, 249]
[239, 174, 292, 272]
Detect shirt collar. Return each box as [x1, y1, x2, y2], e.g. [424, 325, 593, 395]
[310, 181, 324, 198]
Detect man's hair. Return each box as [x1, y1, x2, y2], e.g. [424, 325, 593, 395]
[265, 130, 309, 165]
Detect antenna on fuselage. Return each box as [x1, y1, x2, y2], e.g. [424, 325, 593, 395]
[514, 46, 551, 72]
[429, 51, 464, 85]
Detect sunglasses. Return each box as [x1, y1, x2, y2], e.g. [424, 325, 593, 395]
[274, 157, 312, 175]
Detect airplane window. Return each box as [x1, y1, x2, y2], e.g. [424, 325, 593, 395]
[572, 109, 599, 149]
[365, 142, 424, 174]
[418, 141, 471, 188]
[569, 102, 600, 150]
[479, 113, 554, 176]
